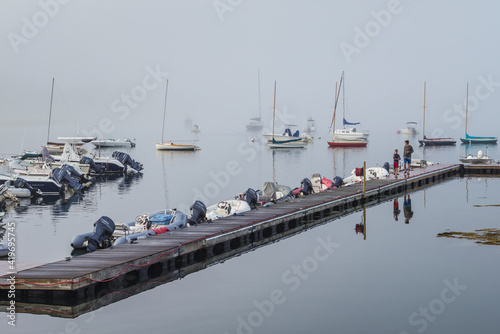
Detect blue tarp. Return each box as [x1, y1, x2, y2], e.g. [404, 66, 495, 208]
[343, 118, 360, 126]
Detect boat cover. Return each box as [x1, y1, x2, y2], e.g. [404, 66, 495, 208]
[343, 118, 360, 126]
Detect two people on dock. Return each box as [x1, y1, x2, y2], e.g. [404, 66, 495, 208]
[393, 140, 414, 178]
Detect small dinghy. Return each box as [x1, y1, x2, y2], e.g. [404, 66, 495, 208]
[257, 182, 295, 206]
[342, 165, 390, 186]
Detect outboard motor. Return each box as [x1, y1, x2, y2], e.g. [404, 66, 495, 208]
[112, 151, 144, 172]
[80, 156, 104, 174]
[333, 176, 343, 188]
[383, 162, 390, 173]
[13, 177, 42, 198]
[245, 188, 258, 209]
[62, 164, 91, 184]
[301, 178, 313, 195]
[188, 200, 207, 225]
[52, 167, 85, 191]
[85, 216, 115, 252]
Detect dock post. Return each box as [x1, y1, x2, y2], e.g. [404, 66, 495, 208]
[363, 161, 366, 240]
[363, 161, 366, 196]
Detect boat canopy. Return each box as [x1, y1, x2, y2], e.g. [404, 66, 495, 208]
[464, 133, 497, 140]
[343, 118, 360, 126]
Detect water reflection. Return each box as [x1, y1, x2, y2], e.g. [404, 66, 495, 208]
[403, 194, 413, 224]
[393, 198, 401, 221]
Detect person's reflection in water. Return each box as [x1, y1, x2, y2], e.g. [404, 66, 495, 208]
[403, 194, 413, 224]
[393, 198, 400, 221]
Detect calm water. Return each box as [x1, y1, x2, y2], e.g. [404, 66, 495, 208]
[1, 122, 500, 334]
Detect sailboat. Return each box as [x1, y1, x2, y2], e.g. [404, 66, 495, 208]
[332, 72, 369, 141]
[418, 82, 456, 146]
[42, 78, 95, 154]
[246, 70, 264, 130]
[156, 80, 200, 151]
[460, 82, 498, 144]
[268, 81, 305, 149]
[328, 74, 367, 148]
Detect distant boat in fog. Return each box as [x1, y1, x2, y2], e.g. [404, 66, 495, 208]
[156, 80, 200, 151]
[246, 70, 264, 131]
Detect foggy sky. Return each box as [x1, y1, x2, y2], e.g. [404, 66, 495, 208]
[2, 0, 500, 148]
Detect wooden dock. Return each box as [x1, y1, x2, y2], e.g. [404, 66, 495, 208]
[1, 163, 498, 316]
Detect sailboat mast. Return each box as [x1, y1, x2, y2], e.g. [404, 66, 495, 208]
[465, 82, 469, 135]
[342, 71, 345, 129]
[422, 81, 426, 140]
[258, 70, 262, 121]
[329, 75, 343, 132]
[272, 81, 276, 139]
[46, 78, 55, 144]
[161, 80, 169, 143]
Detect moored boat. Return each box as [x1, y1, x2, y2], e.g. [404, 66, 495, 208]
[91, 138, 136, 148]
[460, 83, 497, 144]
[459, 149, 494, 164]
[418, 82, 456, 146]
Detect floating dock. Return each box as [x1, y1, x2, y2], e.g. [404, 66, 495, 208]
[1, 163, 499, 317]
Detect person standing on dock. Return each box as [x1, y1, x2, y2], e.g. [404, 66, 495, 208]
[403, 140, 414, 176]
[393, 149, 401, 177]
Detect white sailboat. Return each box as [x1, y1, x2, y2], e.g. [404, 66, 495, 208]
[268, 81, 305, 149]
[156, 80, 200, 151]
[332, 72, 369, 141]
[246, 70, 264, 130]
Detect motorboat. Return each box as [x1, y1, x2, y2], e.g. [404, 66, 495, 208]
[246, 117, 263, 130]
[459, 149, 494, 164]
[50, 137, 143, 174]
[91, 138, 136, 148]
[0, 165, 87, 195]
[191, 125, 200, 133]
[304, 117, 316, 133]
[400, 122, 419, 135]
